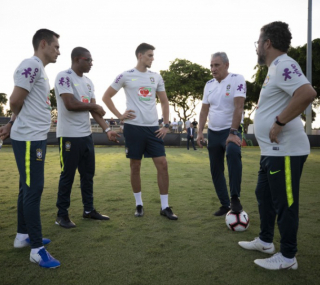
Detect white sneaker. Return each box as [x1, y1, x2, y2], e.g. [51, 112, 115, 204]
[238, 237, 275, 254]
[14, 237, 51, 248]
[254, 252, 298, 270]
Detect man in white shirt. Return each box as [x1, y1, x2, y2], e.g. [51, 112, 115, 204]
[197, 52, 246, 216]
[171, 118, 178, 133]
[54, 47, 119, 229]
[103, 43, 177, 220]
[238, 21, 316, 270]
[0, 29, 60, 268]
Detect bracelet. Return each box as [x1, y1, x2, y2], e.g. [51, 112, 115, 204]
[275, 116, 285, 126]
[105, 128, 111, 133]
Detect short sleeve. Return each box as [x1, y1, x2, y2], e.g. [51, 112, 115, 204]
[55, 73, 74, 95]
[14, 59, 41, 92]
[234, 75, 246, 98]
[156, 74, 165, 92]
[111, 73, 126, 91]
[275, 60, 310, 97]
[202, 83, 210, 104]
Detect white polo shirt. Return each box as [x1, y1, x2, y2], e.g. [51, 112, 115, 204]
[11, 56, 52, 141]
[254, 54, 310, 156]
[55, 68, 95, 138]
[202, 73, 246, 131]
[110, 68, 165, 127]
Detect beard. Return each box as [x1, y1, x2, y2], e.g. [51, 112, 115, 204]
[257, 52, 266, 66]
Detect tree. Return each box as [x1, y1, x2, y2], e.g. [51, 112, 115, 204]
[0, 93, 8, 116]
[160, 59, 212, 122]
[246, 39, 320, 122]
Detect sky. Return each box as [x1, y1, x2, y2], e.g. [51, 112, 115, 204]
[1, 0, 320, 126]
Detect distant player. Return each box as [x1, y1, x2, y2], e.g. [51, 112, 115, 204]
[0, 29, 61, 268]
[102, 43, 178, 220]
[239, 21, 317, 270]
[54, 47, 119, 229]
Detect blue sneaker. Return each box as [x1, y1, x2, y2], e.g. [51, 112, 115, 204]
[30, 248, 60, 268]
[14, 237, 51, 248]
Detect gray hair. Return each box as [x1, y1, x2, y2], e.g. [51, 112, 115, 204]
[211, 52, 229, 63]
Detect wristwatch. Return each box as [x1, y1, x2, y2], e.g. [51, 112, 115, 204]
[229, 129, 238, 135]
[8, 120, 14, 126]
[164, 123, 170, 128]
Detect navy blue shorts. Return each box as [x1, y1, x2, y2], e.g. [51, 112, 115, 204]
[123, 124, 166, 159]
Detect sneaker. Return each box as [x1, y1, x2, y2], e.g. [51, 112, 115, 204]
[160, 207, 178, 220]
[55, 215, 76, 228]
[14, 237, 51, 248]
[238, 237, 275, 254]
[254, 252, 298, 270]
[30, 248, 60, 269]
[135, 205, 144, 217]
[83, 209, 110, 220]
[214, 206, 230, 216]
[230, 196, 243, 213]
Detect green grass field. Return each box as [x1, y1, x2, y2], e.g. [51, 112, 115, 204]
[0, 147, 319, 285]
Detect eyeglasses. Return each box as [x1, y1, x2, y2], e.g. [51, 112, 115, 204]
[80, 57, 93, 64]
[254, 39, 269, 49]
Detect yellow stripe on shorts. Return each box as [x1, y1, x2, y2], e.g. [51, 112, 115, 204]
[25, 141, 31, 187]
[285, 156, 294, 207]
[60, 137, 64, 172]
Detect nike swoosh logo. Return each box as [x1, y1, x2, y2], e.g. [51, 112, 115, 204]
[270, 170, 281, 175]
[131, 79, 138, 81]
[262, 247, 273, 250]
[44, 78, 48, 80]
[74, 84, 79, 86]
[279, 262, 296, 269]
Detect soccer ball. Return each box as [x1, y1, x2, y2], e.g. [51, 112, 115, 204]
[225, 210, 249, 231]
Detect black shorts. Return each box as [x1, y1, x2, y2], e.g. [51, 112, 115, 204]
[123, 124, 166, 160]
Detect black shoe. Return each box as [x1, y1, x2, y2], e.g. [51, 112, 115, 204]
[230, 196, 243, 213]
[214, 206, 230, 216]
[83, 209, 110, 220]
[160, 207, 178, 220]
[55, 215, 76, 228]
[135, 205, 144, 217]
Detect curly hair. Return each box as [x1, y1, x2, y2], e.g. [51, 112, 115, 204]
[261, 21, 292, 52]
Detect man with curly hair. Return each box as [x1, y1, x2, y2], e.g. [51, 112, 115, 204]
[238, 21, 317, 270]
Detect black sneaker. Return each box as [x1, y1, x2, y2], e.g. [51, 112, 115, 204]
[214, 206, 230, 216]
[55, 215, 76, 228]
[83, 209, 110, 220]
[160, 207, 178, 220]
[135, 205, 144, 217]
[230, 196, 243, 213]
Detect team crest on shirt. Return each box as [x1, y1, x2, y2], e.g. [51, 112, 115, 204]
[87, 84, 92, 92]
[150, 77, 155, 84]
[46, 95, 52, 110]
[262, 75, 270, 88]
[65, 141, 71, 151]
[81, 96, 90, 103]
[138, 87, 152, 101]
[36, 149, 43, 161]
[226, 84, 231, 96]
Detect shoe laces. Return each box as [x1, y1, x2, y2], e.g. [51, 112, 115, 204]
[165, 207, 173, 214]
[266, 253, 284, 264]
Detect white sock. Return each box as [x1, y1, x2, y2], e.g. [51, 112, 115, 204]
[31, 246, 44, 255]
[134, 192, 143, 206]
[282, 254, 294, 263]
[258, 238, 272, 247]
[160, 194, 169, 210]
[16, 233, 29, 241]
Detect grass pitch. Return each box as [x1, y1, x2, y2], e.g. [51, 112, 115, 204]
[0, 147, 319, 285]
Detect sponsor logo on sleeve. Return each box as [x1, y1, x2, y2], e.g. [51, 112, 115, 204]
[237, 84, 244, 91]
[282, 68, 292, 81]
[291, 64, 302, 77]
[59, 77, 65, 86]
[115, 74, 123, 83]
[22, 67, 32, 78]
[81, 96, 90, 103]
[66, 77, 70, 87]
[29, 68, 39, 83]
[138, 87, 152, 101]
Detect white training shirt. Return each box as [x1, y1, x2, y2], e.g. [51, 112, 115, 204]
[11, 56, 52, 141]
[171, 121, 178, 130]
[110, 68, 165, 126]
[55, 68, 95, 138]
[202, 73, 246, 131]
[254, 54, 310, 156]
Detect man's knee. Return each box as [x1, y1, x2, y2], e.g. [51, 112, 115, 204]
[130, 160, 141, 174]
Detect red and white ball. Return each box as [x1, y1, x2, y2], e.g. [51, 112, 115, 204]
[225, 210, 250, 231]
